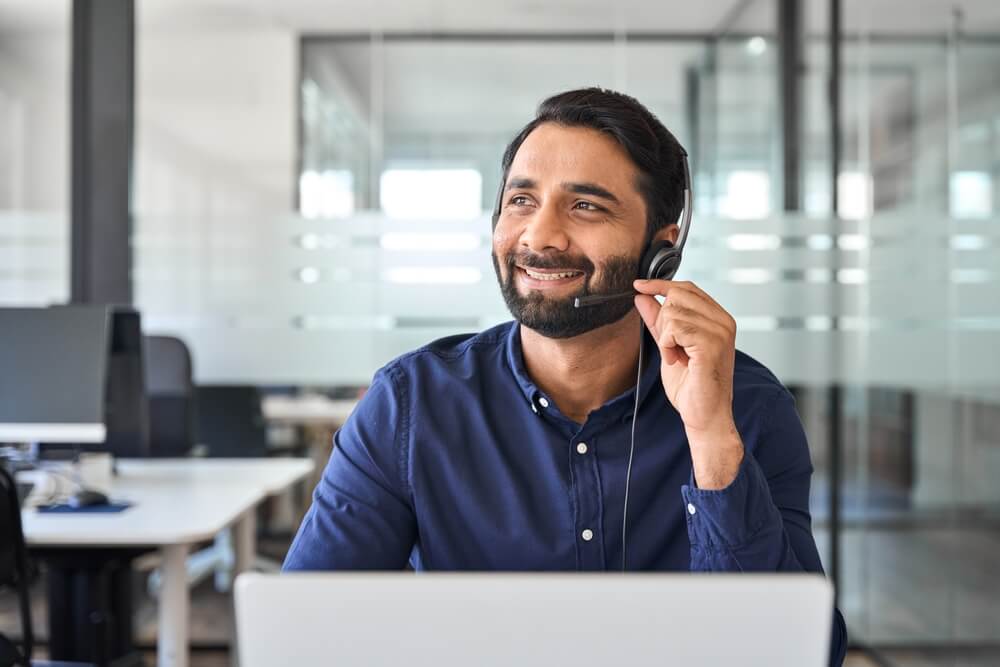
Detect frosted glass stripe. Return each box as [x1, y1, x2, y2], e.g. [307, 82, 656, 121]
[130, 212, 1000, 386]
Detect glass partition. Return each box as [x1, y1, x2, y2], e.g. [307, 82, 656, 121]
[0, 2, 70, 306]
[132, 9, 1000, 662]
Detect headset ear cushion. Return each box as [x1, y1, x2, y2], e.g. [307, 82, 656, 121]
[639, 240, 675, 280]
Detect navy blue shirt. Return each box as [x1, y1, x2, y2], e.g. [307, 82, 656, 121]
[284, 320, 847, 664]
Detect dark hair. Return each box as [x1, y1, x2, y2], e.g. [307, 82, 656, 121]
[494, 87, 687, 247]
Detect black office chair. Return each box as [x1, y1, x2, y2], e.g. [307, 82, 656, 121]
[195, 386, 268, 457]
[196, 386, 306, 458]
[0, 464, 33, 666]
[142, 336, 195, 458]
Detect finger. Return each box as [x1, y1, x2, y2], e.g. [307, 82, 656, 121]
[632, 278, 681, 297]
[673, 279, 715, 303]
[654, 311, 732, 368]
[634, 294, 662, 338]
[640, 279, 736, 333]
[636, 296, 689, 365]
[672, 281, 733, 324]
[633, 278, 718, 313]
[654, 316, 687, 366]
[659, 318, 706, 351]
[645, 290, 733, 340]
[655, 302, 732, 342]
[637, 294, 731, 363]
[663, 345, 687, 366]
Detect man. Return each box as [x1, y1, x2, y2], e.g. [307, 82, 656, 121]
[284, 87, 847, 665]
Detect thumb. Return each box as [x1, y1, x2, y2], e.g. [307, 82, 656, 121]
[634, 294, 660, 337]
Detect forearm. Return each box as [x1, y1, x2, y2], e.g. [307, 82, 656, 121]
[683, 450, 803, 572]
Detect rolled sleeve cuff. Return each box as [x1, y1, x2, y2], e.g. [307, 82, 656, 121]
[680, 450, 781, 549]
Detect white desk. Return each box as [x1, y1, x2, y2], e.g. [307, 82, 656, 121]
[21, 457, 314, 667]
[261, 395, 358, 426]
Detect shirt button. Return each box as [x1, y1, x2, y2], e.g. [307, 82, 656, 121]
[576, 442, 588, 455]
[687, 503, 697, 516]
[581, 529, 594, 541]
[530, 402, 538, 414]
[538, 397, 549, 408]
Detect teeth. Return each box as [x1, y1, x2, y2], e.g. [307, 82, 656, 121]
[524, 268, 580, 281]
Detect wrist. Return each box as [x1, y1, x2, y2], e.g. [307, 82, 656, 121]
[686, 419, 744, 491]
[685, 416, 740, 451]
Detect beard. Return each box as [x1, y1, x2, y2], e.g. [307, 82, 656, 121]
[492, 247, 639, 339]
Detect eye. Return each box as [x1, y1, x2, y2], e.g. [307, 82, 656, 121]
[573, 200, 604, 212]
[508, 195, 533, 207]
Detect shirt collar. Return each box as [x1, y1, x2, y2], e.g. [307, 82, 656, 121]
[504, 320, 664, 423]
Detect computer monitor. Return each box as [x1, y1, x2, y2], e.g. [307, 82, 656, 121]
[0, 306, 108, 444]
[0, 306, 149, 457]
[236, 573, 835, 667]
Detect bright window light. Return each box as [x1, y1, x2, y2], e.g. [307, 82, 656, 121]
[837, 234, 869, 251]
[726, 234, 781, 251]
[299, 169, 354, 219]
[950, 234, 987, 251]
[838, 171, 872, 220]
[950, 171, 992, 219]
[746, 36, 767, 56]
[727, 268, 772, 284]
[380, 233, 481, 252]
[836, 268, 868, 284]
[298, 267, 321, 284]
[807, 234, 834, 251]
[383, 267, 482, 284]
[380, 169, 482, 220]
[719, 171, 770, 219]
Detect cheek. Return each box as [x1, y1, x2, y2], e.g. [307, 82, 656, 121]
[492, 219, 520, 257]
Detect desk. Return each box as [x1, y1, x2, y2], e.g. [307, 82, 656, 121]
[260, 395, 358, 426]
[21, 458, 314, 667]
[260, 395, 358, 499]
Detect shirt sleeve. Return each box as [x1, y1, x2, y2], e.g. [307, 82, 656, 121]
[282, 365, 416, 570]
[680, 388, 848, 666]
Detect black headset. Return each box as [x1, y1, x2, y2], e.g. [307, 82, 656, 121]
[635, 146, 693, 283]
[492, 144, 694, 302]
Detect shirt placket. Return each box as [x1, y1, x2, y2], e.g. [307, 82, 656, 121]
[570, 425, 605, 570]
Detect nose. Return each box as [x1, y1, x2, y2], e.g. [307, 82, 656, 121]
[518, 201, 569, 254]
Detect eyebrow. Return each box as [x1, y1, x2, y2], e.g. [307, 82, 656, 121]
[504, 177, 622, 206]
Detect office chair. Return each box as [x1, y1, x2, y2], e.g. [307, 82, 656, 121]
[142, 336, 195, 458]
[1, 466, 98, 667]
[194, 386, 269, 458]
[0, 465, 33, 666]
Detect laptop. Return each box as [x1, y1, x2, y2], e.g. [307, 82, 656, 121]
[235, 572, 834, 666]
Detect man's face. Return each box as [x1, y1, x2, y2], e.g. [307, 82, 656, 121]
[492, 123, 649, 339]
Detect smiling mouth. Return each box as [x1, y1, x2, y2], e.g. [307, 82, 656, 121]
[518, 266, 584, 281]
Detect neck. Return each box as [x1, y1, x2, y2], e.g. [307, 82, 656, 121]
[520, 311, 643, 424]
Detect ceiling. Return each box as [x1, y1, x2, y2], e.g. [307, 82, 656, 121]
[1, 0, 999, 36]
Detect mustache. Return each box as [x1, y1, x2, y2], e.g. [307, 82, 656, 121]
[505, 250, 595, 274]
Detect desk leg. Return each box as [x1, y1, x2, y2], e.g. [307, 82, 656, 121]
[158, 543, 190, 667]
[230, 509, 258, 667]
[233, 508, 257, 575]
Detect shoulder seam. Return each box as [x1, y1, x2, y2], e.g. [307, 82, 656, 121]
[391, 330, 507, 366]
[383, 363, 412, 499]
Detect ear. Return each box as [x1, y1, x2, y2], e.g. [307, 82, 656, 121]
[651, 223, 680, 247]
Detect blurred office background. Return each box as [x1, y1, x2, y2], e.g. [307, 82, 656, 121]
[2, 0, 999, 665]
